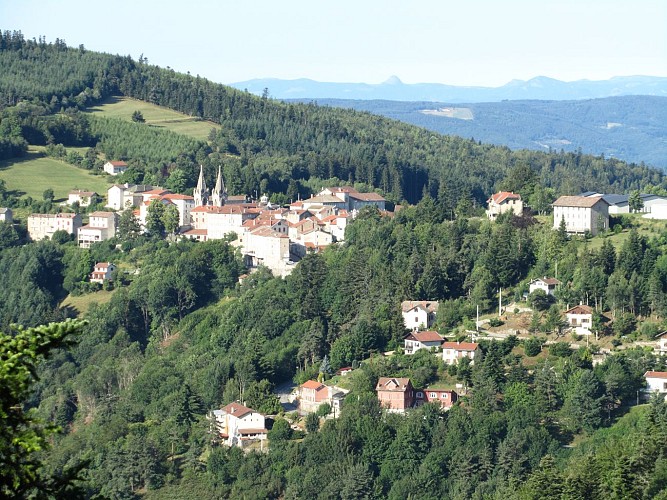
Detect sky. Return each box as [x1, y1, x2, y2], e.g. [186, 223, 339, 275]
[2, 0, 666, 87]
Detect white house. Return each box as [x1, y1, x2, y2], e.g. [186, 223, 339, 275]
[442, 342, 480, 365]
[161, 193, 195, 227]
[235, 227, 292, 277]
[401, 300, 439, 330]
[209, 402, 267, 447]
[27, 213, 82, 241]
[552, 195, 609, 236]
[107, 184, 160, 210]
[0, 207, 12, 223]
[528, 277, 561, 296]
[103, 160, 128, 176]
[404, 330, 444, 354]
[78, 211, 118, 248]
[564, 304, 594, 335]
[89, 262, 117, 283]
[655, 332, 667, 356]
[67, 190, 99, 207]
[486, 191, 523, 220]
[644, 371, 667, 396]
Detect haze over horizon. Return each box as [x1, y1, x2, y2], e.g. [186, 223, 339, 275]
[2, 0, 666, 89]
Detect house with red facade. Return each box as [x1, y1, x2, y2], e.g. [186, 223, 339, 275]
[375, 377, 415, 413]
[415, 387, 458, 410]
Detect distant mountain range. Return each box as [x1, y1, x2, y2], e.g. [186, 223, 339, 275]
[290, 96, 667, 169]
[229, 75, 667, 103]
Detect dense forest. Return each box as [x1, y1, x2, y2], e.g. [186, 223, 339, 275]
[2, 30, 667, 499]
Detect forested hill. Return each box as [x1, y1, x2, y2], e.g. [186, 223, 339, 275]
[299, 96, 667, 169]
[0, 29, 664, 210]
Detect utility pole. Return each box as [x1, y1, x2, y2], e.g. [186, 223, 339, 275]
[476, 305, 479, 332]
[498, 288, 502, 317]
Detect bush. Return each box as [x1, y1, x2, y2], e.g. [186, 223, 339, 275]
[488, 317, 504, 328]
[268, 418, 292, 441]
[528, 289, 552, 311]
[316, 402, 331, 417]
[549, 341, 572, 358]
[305, 413, 319, 433]
[524, 337, 543, 357]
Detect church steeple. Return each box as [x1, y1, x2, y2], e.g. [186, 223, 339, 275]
[193, 165, 208, 207]
[211, 165, 227, 207]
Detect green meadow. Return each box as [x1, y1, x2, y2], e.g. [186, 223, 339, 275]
[87, 96, 220, 142]
[0, 149, 110, 201]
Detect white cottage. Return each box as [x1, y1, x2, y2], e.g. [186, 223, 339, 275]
[401, 300, 439, 330]
[645, 371, 667, 396]
[404, 330, 444, 354]
[210, 402, 267, 447]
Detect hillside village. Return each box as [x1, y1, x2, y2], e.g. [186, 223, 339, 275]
[4, 32, 667, 499]
[16, 161, 390, 278]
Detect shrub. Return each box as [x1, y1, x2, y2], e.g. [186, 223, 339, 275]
[488, 317, 504, 328]
[549, 341, 572, 358]
[524, 337, 543, 357]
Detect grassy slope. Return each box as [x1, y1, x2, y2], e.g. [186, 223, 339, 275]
[61, 289, 116, 317]
[87, 96, 220, 142]
[0, 149, 110, 201]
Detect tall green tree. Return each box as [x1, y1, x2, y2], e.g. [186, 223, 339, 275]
[0, 320, 86, 498]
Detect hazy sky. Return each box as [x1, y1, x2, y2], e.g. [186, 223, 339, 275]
[2, 0, 666, 87]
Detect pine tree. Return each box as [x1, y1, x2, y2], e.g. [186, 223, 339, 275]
[0, 320, 86, 498]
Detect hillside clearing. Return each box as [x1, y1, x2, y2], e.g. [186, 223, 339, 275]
[87, 96, 220, 142]
[61, 289, 116, 317]
[0, 149, 110, 201]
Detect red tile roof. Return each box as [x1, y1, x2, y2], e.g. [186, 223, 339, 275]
[406, 331, 444, 343]
[488, 191, 521, 204]
[109, 160, 127, 166]
[531, 277, 561, 286]
[565, 305, 593, 315]
[222, 402, 255, 418]
[645, 371, 667, 379]
[162, 193, 194, 201]
[183, 228, 208, 235]
[142, 189, 171, 196]
[442, 342, 478, 351]
[301, 380, 326, 390]
[376, 377, 412, 392]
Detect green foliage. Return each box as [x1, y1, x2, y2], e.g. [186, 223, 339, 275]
[524, 337, 543, 357]
[304, 412, 319, 433]
[488, 317, 504, 327]
[0, 319, 86, 498]
[549, 341, 573, 358]
[528, 288, 552, 311]
[268, 418, 292, 441]
[3, 31, 667, 499]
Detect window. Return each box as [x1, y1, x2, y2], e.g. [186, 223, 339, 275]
[430, 393, 436, 398]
